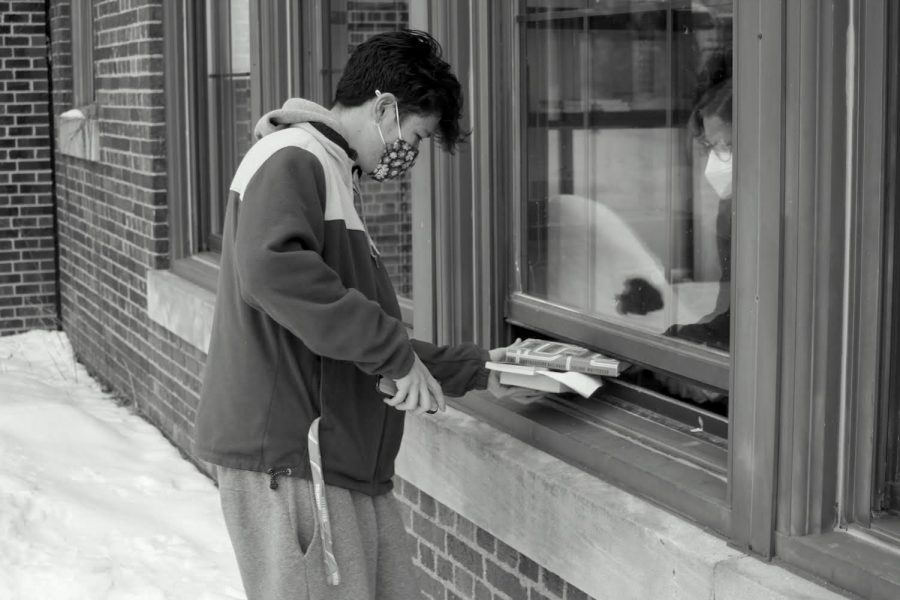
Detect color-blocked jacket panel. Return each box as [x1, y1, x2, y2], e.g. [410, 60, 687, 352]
[230, 124, 365, 232]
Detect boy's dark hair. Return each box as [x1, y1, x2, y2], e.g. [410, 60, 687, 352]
[333, 30, 467, 153]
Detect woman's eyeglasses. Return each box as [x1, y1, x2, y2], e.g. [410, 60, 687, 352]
[698, 137, 732, 161]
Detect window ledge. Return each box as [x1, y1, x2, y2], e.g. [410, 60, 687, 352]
[146, 266, 216, 353]
[396, 406, 849, 600]
[57, 104, 100, 161]
[453, 390, 730, 533]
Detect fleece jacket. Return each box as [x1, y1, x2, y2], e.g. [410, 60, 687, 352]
[192, 98, 489, 495]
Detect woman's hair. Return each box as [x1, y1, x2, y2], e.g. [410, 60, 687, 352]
[689, 51, 733, 139]
[333, 30, 467, 153]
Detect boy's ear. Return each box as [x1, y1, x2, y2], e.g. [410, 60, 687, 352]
[372, 91, 397, 122]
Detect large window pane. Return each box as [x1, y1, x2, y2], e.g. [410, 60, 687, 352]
[329, 1, 413, 299]
[204, 0, 253, 252]
[521, 0, 733, 352]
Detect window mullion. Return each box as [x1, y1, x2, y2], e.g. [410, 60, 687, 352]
[431, 0, 477, 346]
[845, 0, 891, 529]
[774, 0, 853, 542]
[728, 0, 785, 559]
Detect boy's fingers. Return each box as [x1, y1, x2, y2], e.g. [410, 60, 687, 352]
[413, 386, 431, 415]
[384, 386, 408, 407]
[398, 381, 421, 411]
[418, 385, 434, 414]
[426, 377, 445, 412]
[412, 383, 428, 411]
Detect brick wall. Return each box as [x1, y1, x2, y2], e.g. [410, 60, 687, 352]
[0, 0, 56, 335]
[233, 74, 253, 166]
[347, 0, 409, 46]
[50, 0, 205, 452]
[346, 0, 414, 298]
[395, 479, 598, 600]
[359, 177, 413, 297]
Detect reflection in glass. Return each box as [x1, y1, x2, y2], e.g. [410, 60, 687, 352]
[522, 0, 733, 352]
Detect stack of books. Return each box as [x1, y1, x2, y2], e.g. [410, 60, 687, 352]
[487, 339, 624, 398]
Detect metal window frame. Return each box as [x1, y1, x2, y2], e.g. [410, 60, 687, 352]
[437, 0, 735, 536]
[879, 0, 900, 517]
[760, 1, 900, 596]
[504, 0, 732, 391]
[773, 0, 844, 543]
[725, 0, 785, 559]
[424, 0, 479, 346]
[202, 0, 233, 252]
[163, 0, 207, 266]
[409, 0, 436, 340]
[70, 0, 95, 107]
[163, 0, 424, 329]
[300, 1, 330, 105]
[845, 0, 892, 529]
[251, 1, 294, 118]
[839, 0, 900, 546]
[164, 0, 302, 288]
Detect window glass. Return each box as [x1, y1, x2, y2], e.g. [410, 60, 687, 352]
[329, 1, 414, 299]
[521, 0, 733, 353]
[204, 0, 253, 252]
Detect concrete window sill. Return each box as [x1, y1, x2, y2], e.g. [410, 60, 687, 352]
[146, 264, 217, 353]
[396, 407, 849, 600]
[57, 105, 100, 162]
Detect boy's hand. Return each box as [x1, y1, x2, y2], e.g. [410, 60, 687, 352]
[386, 353, 445, 415]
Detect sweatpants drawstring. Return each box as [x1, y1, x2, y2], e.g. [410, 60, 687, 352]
[265, 467, 292, 490]
[308, 417, 340, 586]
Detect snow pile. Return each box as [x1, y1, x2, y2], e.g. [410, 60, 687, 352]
[0, 331, 244, 599]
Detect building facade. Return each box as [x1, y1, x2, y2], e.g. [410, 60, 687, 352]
[0, 0, 55, 336]
[2, 0, 900, 598]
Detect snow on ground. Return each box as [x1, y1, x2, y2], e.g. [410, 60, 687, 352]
[0, 330, 245, 600]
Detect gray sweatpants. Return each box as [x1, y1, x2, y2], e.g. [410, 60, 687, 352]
[217, 466, 419, 600]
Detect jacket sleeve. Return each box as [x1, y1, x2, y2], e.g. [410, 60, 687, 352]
[233, 146, 415, 380]
[410, 339, 490, 397]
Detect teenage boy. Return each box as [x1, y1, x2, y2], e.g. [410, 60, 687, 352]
[193, 30, 497, 599]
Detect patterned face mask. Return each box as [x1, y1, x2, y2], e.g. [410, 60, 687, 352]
[368, 90, 419, 182]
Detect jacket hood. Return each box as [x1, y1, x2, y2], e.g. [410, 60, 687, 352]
[254, 98, 346, 140]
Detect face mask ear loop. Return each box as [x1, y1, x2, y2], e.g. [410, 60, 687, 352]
[374, 89, 387, 145]
[393, 103, 403, 140]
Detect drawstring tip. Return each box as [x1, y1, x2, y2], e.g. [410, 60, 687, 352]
[265, 467, 292, 490]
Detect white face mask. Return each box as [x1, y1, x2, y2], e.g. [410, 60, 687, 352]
[704, 151, 733, 199]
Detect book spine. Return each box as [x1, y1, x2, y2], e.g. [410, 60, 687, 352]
[505, 353, 619, 376]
